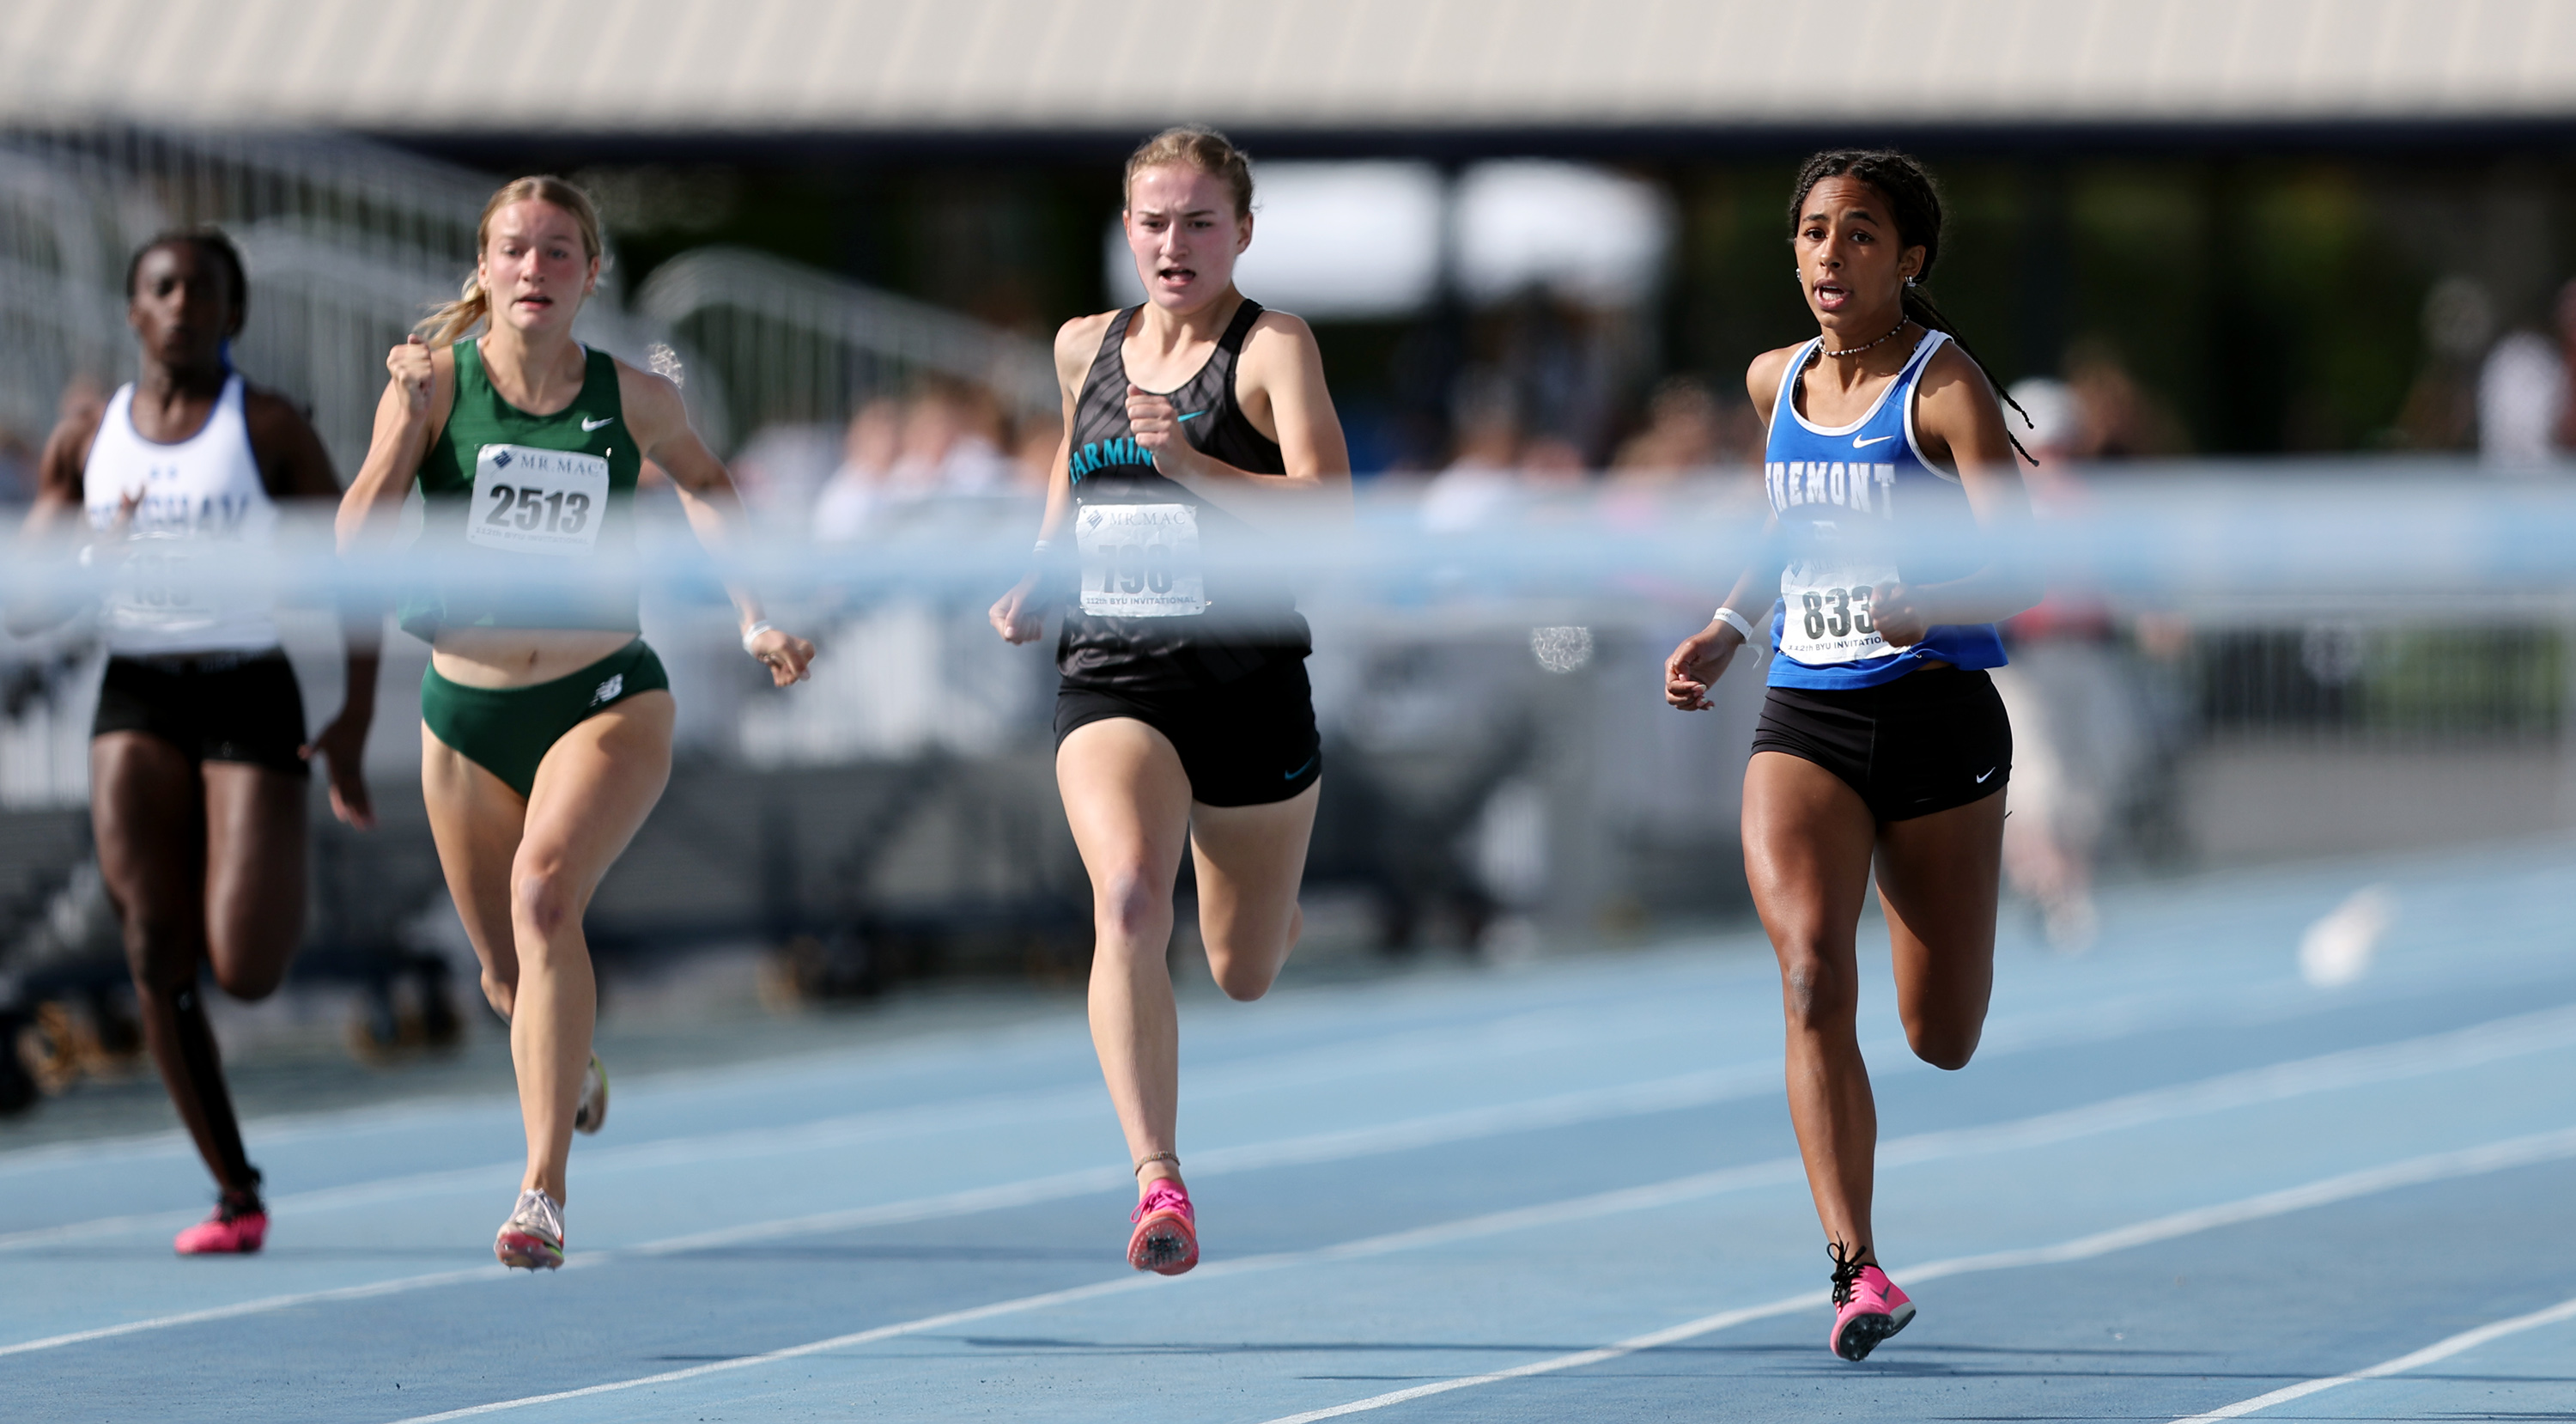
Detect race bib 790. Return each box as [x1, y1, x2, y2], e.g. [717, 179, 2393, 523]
[1077, 503, 1206, 618]
[468, 444, 608, 556]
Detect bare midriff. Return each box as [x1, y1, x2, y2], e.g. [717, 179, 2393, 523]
[430, 628, 639, 689]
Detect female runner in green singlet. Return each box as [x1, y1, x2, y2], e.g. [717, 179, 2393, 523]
[335, 177, 815, 1270]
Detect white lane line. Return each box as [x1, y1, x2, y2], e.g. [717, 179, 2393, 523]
[0, 1264, 506, 1360]
[2168, 1293, 2576, 1421]
[19, 983, 2575, 1257]
[12, 999, 2576, 1357]
[1255, 1125, 2576, 1424]
[392, 1123, 2576, 1424]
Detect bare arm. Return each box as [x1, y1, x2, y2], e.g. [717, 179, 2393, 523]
[1664, 347, 1802, 710]
[4, 406, 104, 635]
[616, 361, 814, 686]
[989, 315, 1099, 645]
[1130, 309, 1352, 523]
[336, 338, 450, 551]
[1868, 343, 2039, 644]
[246, 387, 377, 828]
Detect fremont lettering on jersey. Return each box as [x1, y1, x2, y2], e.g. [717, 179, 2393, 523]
[1768, 460, 1897, 517]
[1069, 435, 1155, 483]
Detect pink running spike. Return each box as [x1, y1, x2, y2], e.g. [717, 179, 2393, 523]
[1829, 1263, 1917, 1361]
[173, 1204, 267, 1255]
[1127, 1179, 1198, 1275]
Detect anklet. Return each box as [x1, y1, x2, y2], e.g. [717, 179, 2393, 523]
[1133, 1152, 1181, 1177]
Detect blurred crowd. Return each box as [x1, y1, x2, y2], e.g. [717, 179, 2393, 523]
[722, 377, 1056, 539]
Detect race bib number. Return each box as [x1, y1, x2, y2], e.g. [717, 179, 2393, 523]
[469, 445, 608, 556]
[1077, 503, 1206, 618]
[1779, 562, 1895, 664]
[106, 532, 204, 621]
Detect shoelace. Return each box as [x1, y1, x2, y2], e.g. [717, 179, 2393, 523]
[215, 1190, 264, 1225]
[509, 1189, 565, 1243]
[1826, 1239, 1873, 1308]
[1130, 1181, 1190, 1226]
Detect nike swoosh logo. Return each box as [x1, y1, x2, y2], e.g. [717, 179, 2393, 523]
[1177, 411, 1209, 423]
[580, 416, 615, 431]
[1853, 434, 1896, 448]
[1284, 754, 1317, 781]
[1975, 767, 1997, 783]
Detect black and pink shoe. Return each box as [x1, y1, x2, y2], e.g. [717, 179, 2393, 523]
[1826, 1241, 1916, 1361]
[1127, 1179, 1198, 1275]
[173, 1190, 267, 1256]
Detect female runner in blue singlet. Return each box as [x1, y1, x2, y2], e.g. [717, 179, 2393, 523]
[989, 125, 1352, 1275]
[1663, 150, 2038, 1362]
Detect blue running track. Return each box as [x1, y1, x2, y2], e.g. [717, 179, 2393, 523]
[4, 843, 2573, 1422]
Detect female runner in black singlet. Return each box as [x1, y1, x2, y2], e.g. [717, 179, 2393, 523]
[12, 231, 376, 1253]
[1664, 150, 2037, 1360]
[990, 125, 1352, 1275]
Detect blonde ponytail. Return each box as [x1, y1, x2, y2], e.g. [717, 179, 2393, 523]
[418, 274, 492, 348]
[415, 175, 605, 346]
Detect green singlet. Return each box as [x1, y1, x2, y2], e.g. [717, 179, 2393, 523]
[404, 339, 665, 798]
[398, 339, 644, 640]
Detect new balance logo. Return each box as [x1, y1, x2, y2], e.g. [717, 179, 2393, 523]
[592, 673, 624, 706]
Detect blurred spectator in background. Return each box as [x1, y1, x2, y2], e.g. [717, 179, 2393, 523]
[2479, 277, 2576, 466]
[1010, 408, 1060, 491]
[2393, 276, 2492, 451]
[1610, 375, 1722, 485]
[1422, 368, 1527, 531]
[2062, 338, 2189, 459]
[1990, 374, 2158, 952]
[812, 398, 903, 543]
[0, 424, 37, 504]
[888, 378, 1017, 498]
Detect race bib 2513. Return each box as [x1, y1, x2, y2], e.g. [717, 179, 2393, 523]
[469, 444, 609, 556]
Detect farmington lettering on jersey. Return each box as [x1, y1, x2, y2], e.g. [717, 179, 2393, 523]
[1768, 460, 1896, 517]
[1069, 435, 1156, 482]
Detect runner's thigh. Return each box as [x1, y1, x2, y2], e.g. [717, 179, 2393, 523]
[1873, 788, 2007, 1062]
[1188, 781, 1319, 960]
[198, 762, 308, 995]
[516, 692, 676, 916]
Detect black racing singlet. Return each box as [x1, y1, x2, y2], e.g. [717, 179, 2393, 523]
[1054, 299, 1309, 691]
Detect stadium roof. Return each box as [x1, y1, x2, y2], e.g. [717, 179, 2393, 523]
[5, 0, 2573, 137]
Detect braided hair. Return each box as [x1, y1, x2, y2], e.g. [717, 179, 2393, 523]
[1787, 150, 2036, 466]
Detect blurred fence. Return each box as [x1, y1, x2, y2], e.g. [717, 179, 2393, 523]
[635, 246, 1057, 441]
[11, 470, 2576, 995]
[0, 125, 1050, 474]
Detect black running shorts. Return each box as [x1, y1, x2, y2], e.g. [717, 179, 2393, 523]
[1750, 666, 2009, 822]
[1054, 657, 1321, 808]
[93, 649, 310, 777]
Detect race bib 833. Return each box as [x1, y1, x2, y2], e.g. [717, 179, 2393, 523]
[469, 444, 609, 556]
[1778, 560, 1896, 664]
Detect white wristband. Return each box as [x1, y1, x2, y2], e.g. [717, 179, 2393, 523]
[1712, 607, 1755, 640]
[740, 620, 775, 654]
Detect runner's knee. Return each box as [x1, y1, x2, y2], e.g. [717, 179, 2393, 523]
[1093, 867, 1173, 949]
[510, 858, 582, 943]
[118, 915, 199, 994]
[1203, 905, 1298, 1001]
[1903, 1015, 1980, 1071]
[1776, 946, 1857, 1032]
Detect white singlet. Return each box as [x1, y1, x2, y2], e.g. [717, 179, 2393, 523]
[81, 374, 282, 655]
